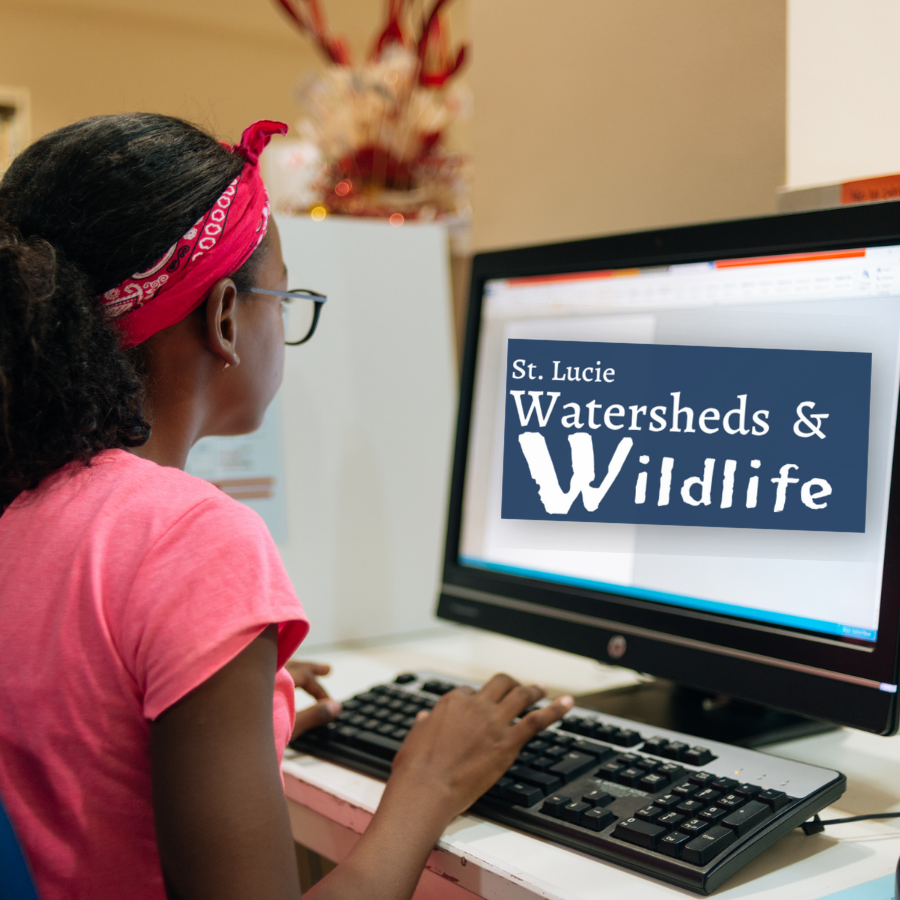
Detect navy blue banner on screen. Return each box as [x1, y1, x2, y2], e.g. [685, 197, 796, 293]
[501, 339, 872, 533]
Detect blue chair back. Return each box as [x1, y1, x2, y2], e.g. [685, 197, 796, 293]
[0, 795, 39, 900]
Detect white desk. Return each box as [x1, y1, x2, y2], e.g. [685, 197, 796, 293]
[283, 627, 900, 900]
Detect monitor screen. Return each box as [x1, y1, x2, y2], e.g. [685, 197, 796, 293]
[438, 206, 900, 735]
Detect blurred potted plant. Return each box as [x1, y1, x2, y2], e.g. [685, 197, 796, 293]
[274, 0, 470, 222]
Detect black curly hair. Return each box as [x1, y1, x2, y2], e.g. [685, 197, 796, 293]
[0, 113, 263, 511]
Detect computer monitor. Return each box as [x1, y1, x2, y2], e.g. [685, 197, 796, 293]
[437, 203, 900, 742]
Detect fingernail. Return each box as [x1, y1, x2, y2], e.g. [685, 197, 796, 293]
[325, 699, 342, 717]
[559, 695, 575, 709]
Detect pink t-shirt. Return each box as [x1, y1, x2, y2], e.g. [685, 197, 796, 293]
[0, 450, 309, 900]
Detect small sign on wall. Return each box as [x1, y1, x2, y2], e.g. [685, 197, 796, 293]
[185, 396, 289, 544]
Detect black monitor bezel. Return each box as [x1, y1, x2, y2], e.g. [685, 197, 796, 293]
[438, 202, 900, 736]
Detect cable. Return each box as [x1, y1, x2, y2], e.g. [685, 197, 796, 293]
[801, 812, 900, 835]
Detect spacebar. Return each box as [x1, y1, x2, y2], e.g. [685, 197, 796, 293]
[353, 730, 403, 760]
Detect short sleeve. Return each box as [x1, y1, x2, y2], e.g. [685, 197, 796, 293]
[118, 494, 309, 721]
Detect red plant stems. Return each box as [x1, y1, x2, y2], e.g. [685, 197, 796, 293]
[274, 0, 466, 87]
[274, 0, 352, 65]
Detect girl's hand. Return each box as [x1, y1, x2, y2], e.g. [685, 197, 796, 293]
[285, 660, 342, 738]
[390, 673, 574, 820]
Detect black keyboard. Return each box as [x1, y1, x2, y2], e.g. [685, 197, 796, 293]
[290, 672, 846, 894]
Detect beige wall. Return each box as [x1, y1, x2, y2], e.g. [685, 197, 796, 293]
[471, 0, 786, 251]
[2, 0, 784, 254]
[0, 0, 471, 148]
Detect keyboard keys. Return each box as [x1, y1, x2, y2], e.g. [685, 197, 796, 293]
[610, 728, 643, 747]
[530, 757, 556, 771]
[393, 673, 416, 684]
[615, 753, 642, 766]
[545, 745, 569, 759]
[689, 772, 716, 786]
[683, 746, 716, 766]
[660, 831, 692, 857]
[657, 811, 685, 830]
[570, 740, 616, 761]
[560, 716, 590, 734]
[694, 788, 722, 805]
[639, 773, 669, 792]
[333, 725, 359, 743]
[698, 805, 728, 823]
[657, 763, 686, 782]
[722, 800, 773, 835]
[641, 736, 669, 756]
[661, 741, 689, 760]
[504, 782, 544, 807]
[635, 805, 664, 822]
[505, 765, 562, 794]
[655, 793, 681, 810]
[676, 799, 703, 816]
[679, 817, 710, 836]
[561, 800, 592, 824]
[592, 723, 618, 742]
[421, 680, 456, 695]
[582, 789, 615, 807]
[549, 752, 598, 782]
[540, 794, 570, 817]
[712, 777, 737, 792]
[682, 825, 737, 865]
[633, 756, 659, 771]
[717, 793, 746, 811]
[672, 783, 698, 798]
[583, 808, 617, 831]
[758, 789, 791, 810]
[614, 817, 668, 850]
[353, 730, 402, 759]
[597, 761, 625, 780]
[487, 776, 512, 798]
[617, 767, 646, 787]
[735, 783, 762, 799]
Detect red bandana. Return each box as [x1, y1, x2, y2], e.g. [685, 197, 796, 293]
[102, 120, 288, 349]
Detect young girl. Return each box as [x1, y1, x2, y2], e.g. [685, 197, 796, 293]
[0, 113, 573, 900]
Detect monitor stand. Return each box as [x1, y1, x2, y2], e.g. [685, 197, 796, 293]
[574, 679, 837, 749]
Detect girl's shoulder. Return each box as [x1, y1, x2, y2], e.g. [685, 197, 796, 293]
[8, 448, 250, 539]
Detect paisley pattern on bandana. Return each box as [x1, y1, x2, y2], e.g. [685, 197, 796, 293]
[100, 120, 287, 348]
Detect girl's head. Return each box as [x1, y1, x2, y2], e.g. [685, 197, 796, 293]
[0, 113, 287, 509]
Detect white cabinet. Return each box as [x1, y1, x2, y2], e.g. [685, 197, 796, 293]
[276, 215, 457, 646]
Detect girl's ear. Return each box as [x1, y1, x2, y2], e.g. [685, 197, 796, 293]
[204, 279, 241, 368]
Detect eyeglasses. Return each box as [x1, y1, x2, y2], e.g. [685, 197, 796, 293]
[246, 287, 328, 346]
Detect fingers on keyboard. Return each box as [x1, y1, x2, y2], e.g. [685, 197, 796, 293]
[479, 673, 522, 701]
[500, 683, 546, 718]
[515, 696, 575, 739]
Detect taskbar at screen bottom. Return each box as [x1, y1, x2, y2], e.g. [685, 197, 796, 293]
[458, 555, 878, 644]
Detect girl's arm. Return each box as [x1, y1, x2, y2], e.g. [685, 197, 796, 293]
[151, 625, 572, 900]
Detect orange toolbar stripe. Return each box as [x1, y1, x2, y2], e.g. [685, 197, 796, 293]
[506, 269, 641, 287]
[715, 249, 866, 269]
